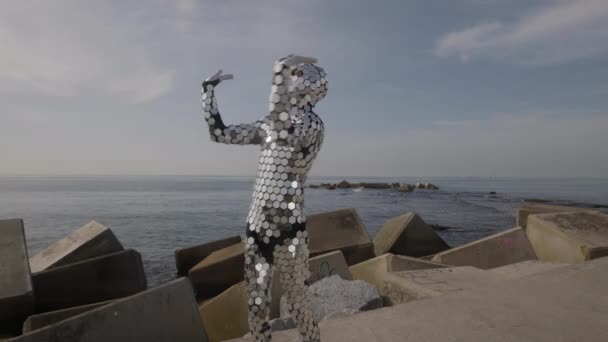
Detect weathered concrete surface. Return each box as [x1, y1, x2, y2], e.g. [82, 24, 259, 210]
[229, 257, 608, 342]
[307, 209, 374, 265]
[199, 282, 248, 342]
[373, 212, 450, 257]
[490, 260, 566, 280]
[270, 250, 353, 319]
[526, 211, 608, 262]
[22, 300, 115, 333]
[175, 235, 242, 277]
[32, 249, 147, 312]
[12, 278, 208, 342]
[349, 254, 448, 306]
[29, 221, 123, 273]
[431, 227, 537, 269]
[0, 219, 33, 332]
[189, 241, 245, 300]
[280, 275, 382, 321]
[516, 202, 591, 228]
[388, 267, 504, 301]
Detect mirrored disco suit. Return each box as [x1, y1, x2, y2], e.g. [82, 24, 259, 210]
[201, 56, 327, 342]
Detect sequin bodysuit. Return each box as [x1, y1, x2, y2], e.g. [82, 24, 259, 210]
[201, 58, 327, 342]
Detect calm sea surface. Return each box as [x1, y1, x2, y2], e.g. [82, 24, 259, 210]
[1, 176, 607, 286]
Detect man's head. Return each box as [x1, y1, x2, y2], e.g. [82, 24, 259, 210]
[271, 55, 328, 108]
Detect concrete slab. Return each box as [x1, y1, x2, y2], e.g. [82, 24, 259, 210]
[516, 202, 591, 228]
[350, 254, 447, 282]
[389, 267, 505, 300]
[373, 212, 450, 257]
[0, 219, 34, 331]
[12, 278, 208, 342]
[307, 209, 374, 265]
[29, 221, 123, 273]
[228, 257, 608, 342]
[349, 254, 448, 306]
[526, 211, 608, 262]
[189, 241, 245, 300]
[199, 282, 248, 342]
[175, 235, 242, 276]
[22, 300, 114, 333]
[269, 250, 353, 319]
[490, 260, 566, 280]
[431, 227, 537, 269]
[32, 249, 147, 312]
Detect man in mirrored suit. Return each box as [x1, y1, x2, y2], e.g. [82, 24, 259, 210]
[201, 55, 327, 342]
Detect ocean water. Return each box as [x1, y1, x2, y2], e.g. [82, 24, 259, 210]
[1, 175, 607, 287]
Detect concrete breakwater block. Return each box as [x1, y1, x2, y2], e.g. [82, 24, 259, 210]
[13, 278, 208, 342]
[431, 227, 537, 269]
[0, 219, 34, 330]
[22, 300, 115, 333]
[308, 250, 352, 283]
[526, 211, 608, 263]
[199, 282, 248, 342]
[269, 250, 353, 319]
[373, 212, 450, 258]
[29, 221, 123, 273]
[349, 253, 448, 306]
[228, 257, 608, 342]
[189, 241, 245, 300]
[280, 275, 382, 322]
[32, 249, 147, 312]
[350, 253, 447, 280]
[388, 267, 504, 302]
[516, 203, 591, 228]
[175, 235, 242, 277]
[490, 260, 566, 280]
[307, 208, 374, 265]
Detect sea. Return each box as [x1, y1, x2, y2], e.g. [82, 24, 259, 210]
[1, 175, 607, 287]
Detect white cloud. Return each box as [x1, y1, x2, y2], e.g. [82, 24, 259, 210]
[435, 0, 608, 64]
[0, 1, 174, 102]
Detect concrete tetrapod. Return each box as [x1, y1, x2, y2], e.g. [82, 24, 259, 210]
[175, 235, 242, 277]
[373, 212, 450, 257]
[189, 241, 246, 300]
[32, 249, 146, 312]
[198, 282, 248, 342]
[526, 211, 608, 262]
[516, 202, 591, 228]
[12, 278, 207, 342]
[349, 253, 448, 306]
[0, 219, 34, 334]
[228, 256, 608, 342]
[431, 227, 537, 269]
[29, 221, 123, 273]
[307, 209, 375, 265]
[22, 300, 115, 333]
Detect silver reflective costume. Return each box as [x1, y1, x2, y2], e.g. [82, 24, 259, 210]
[201, 55, 327, 342]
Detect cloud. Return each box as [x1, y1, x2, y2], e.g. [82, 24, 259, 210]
[435, 0, 608, 64]
[0, 1, 174, 102]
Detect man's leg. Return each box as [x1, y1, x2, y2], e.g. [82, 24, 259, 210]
[274, 229, 320, 342]
[245, 238, 274, 342]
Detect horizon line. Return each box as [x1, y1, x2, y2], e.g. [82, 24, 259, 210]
[0, 173, 607, 180]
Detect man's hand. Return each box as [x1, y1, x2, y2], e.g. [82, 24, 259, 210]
[202, 69, 234, 89]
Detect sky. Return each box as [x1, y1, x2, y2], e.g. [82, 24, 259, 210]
[1, 0, 607, 178]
